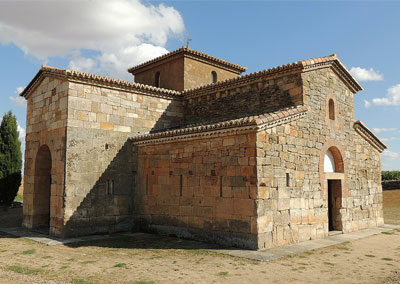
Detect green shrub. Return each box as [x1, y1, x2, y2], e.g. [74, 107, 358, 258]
[0, 111, 22, 206]
[382, 171, 400, 181]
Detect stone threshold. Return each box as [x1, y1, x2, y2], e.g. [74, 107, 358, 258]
[212, 224, 400, 262]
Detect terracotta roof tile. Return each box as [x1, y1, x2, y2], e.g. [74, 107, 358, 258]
[128, 46, 247, 74]
[20, 65, 181, 98]
[130, 105, 309, 143]
[182, 54, 362, 97]
[354, 120, 387, 152]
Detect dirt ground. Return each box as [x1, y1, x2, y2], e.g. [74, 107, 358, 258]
[0, 189, 399, 284]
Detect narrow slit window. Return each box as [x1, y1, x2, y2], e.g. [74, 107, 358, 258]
[329, 99, 335, 120]
[146, 174, 149, 195]
[110, 180, 114, 195]
[286, 173, 290, 187]
[220, 176, 223, 197]
[211, 71, 217, 83]
[155, 72, 161, 87]
[180, 175, 183, 196]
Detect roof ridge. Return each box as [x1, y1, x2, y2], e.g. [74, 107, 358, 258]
[127, 46, 247, 74]
[21, 65, 182, 98]
[354, 120, 387, 152]
[182, 54, 362, 96]
[130, 105, 309, 143]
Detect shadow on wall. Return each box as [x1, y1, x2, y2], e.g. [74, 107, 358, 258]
[63, 139, 135, 238]
[40, 77, 301, 248]
[62, 98, 183, 238]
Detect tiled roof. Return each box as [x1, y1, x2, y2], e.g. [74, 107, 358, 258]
[354, 120, 387, 152]
[127, 46, 248, 74]
[20, 65, 182, 99]
[20, 54, 362, 101]
[182, 54, 363, 97]
[130, 105, 309, 143]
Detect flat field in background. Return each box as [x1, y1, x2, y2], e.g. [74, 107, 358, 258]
[383, 189, 400, 225]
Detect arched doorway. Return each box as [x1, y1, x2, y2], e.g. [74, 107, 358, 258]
[32, 145, 52, 232]
[323, 147, 344, 231]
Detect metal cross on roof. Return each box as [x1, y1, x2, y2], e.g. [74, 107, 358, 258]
[186, 35, 192, 48]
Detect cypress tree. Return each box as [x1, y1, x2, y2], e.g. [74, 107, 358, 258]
[0, 111, 22, 205]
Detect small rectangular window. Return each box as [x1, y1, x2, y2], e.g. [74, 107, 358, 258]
[110, 180, 114, 195]
[105, 179, 114, 195]
[286, 173, 290, 187]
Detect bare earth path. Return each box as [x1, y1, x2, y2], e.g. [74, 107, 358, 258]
[0, 189, 399, 284]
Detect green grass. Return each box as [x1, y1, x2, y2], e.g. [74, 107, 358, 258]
[113, 263, 126, 268]
[14, 194, 23, 202]
[337, 246, 350, 251]
[324, 262, 334, 266]
[134, 281, 155, 284]
[381, 231, 394, 235]
[81, 260, 97, 264]
[365, 254, 376, 258]
[22, 249, 36, 255]
[5, 265, 42, 275]
[72, 279, 93, 284]
[217, 271, 229, 276]
[382, 258, 393, 261]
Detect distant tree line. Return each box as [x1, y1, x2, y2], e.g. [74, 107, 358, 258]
[0, 111, 22, 206]
[382, 171, 400, 181]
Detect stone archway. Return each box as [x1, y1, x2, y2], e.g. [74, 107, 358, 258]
[32, 145, 52, 231]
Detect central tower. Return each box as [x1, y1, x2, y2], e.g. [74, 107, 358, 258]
[128, 47, 247, 91]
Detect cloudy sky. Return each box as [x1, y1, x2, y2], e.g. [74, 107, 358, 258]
[0, 0, 399, 170]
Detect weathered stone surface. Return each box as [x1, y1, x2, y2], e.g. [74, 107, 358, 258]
[21, 49, 384, 250]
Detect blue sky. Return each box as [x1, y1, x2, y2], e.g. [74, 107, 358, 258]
[0, 0, 399, 170]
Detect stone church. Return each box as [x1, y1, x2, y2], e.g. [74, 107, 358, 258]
[20, 47, 387, 249]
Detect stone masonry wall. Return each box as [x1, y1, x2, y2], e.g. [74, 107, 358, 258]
[23, 76, 68, 236]
[183, 57, 241, 90]
[134, 57, 184, 91]
[63, 81, 183, 237]
[183, 72, 303, 126]
[134, 130, 259, 249]
[255, 67, 383, 249]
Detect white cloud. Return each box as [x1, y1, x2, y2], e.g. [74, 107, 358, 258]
[365, 84, 400, 108]
[0, 0, 185, 79]
[17, 121, 26, 172]
[9, 86, 26, 108]
[349, 67, 384, 81]
[382, 150, 400, 160]
[381, 137, 400, 143]
[373, 128, 398, 134]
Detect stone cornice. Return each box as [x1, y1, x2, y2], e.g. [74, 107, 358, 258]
[354, 121, 387, 153]
[20, 66, 183, 100]
[128, 46, 247, 74]
[130, 105, 309, 145]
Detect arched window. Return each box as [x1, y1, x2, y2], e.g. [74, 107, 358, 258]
[324, 147, 344, 173]
[324, 150, 336, 173]
[329, 99, 335, 120]
[211, 71, 217, 83]
[155, 72, 161, 87]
